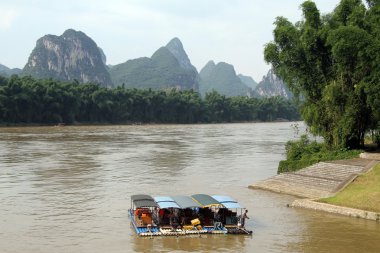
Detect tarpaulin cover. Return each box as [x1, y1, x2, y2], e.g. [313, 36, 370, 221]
[191, 194, 222, 208]
[171, 195, 201, 209]
[212, 195, 243, 209]
[154, 196, 180, 209]
[131, 194, 158, 208]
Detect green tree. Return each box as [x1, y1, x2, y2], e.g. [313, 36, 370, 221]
[204, 91, 231, 123]
[0, 75, 300, 125]
[264, 0, 380, 148]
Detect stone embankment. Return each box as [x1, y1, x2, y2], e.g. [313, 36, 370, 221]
[249, 158, 376, 199]
[292, 199, 380, 221]
[249, 153, 380, 221]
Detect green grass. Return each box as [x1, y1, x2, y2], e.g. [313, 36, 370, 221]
[320, 163, 380, 213]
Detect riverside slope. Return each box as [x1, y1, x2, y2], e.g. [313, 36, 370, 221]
[249, 153, 380, 221]
[249, 157, 377, 198]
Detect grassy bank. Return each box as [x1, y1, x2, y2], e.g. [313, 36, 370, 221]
[320, 163, 380, 213]
[278, 135, 362, 173]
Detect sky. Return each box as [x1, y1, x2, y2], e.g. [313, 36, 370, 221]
[0, 0, 341, 82]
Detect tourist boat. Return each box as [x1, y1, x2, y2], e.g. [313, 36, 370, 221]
[153, 196, 186, 236]
[211, 195, 251, 234]
[169, 195, 209, 235]
[128, 194, 252, 237]
[190, 194, 227, 234]
[128, 195, 161, 236]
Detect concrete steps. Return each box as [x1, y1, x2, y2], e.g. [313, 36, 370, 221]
[294, 162, 363, 181]
[249, 157, 378, 199]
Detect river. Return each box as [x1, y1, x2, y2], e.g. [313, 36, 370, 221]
[0, 122, 379, 253]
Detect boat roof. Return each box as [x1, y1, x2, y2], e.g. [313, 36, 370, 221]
[191, 194, 222, 208]
[154, 196, 180, 209]
[131, 194, 158, 208]
[171, 195, 201, 209]
[212, 195, 243, 209]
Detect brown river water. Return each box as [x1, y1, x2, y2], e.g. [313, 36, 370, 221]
[0, 122, 379, 253]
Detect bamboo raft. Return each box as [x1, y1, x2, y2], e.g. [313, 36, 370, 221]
[128, 194, 252, 237]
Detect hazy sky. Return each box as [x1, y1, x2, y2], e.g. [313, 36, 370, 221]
[1, 0, 341, 82]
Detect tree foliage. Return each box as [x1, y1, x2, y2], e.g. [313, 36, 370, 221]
[264, 0, 380, 149]
[278, 134, 362, 173]
[0, 75, 300, 125]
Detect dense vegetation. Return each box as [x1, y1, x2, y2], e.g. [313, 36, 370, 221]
[278, 135, 362, 173]
[0, 75, 300, 125]
[264, 0, 380, 149]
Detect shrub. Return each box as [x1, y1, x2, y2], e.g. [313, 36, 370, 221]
[278, 135, 362, 173]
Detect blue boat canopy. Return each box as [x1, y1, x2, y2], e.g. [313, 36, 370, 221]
[191, 194, 222, 208]
[212, 195, 243, 209]
[131, 194, 158, 208]
[154, 196, 180, 209]
[171, 195, 201, 209]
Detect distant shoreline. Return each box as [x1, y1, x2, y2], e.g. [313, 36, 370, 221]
[0, 119, 296, 128]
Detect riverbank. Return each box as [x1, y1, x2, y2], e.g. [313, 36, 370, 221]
[249, 157, 376, 198]
[319, 162, 380, 212]
[291, 199, 380, 221]
[249, 153, 380, 221]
